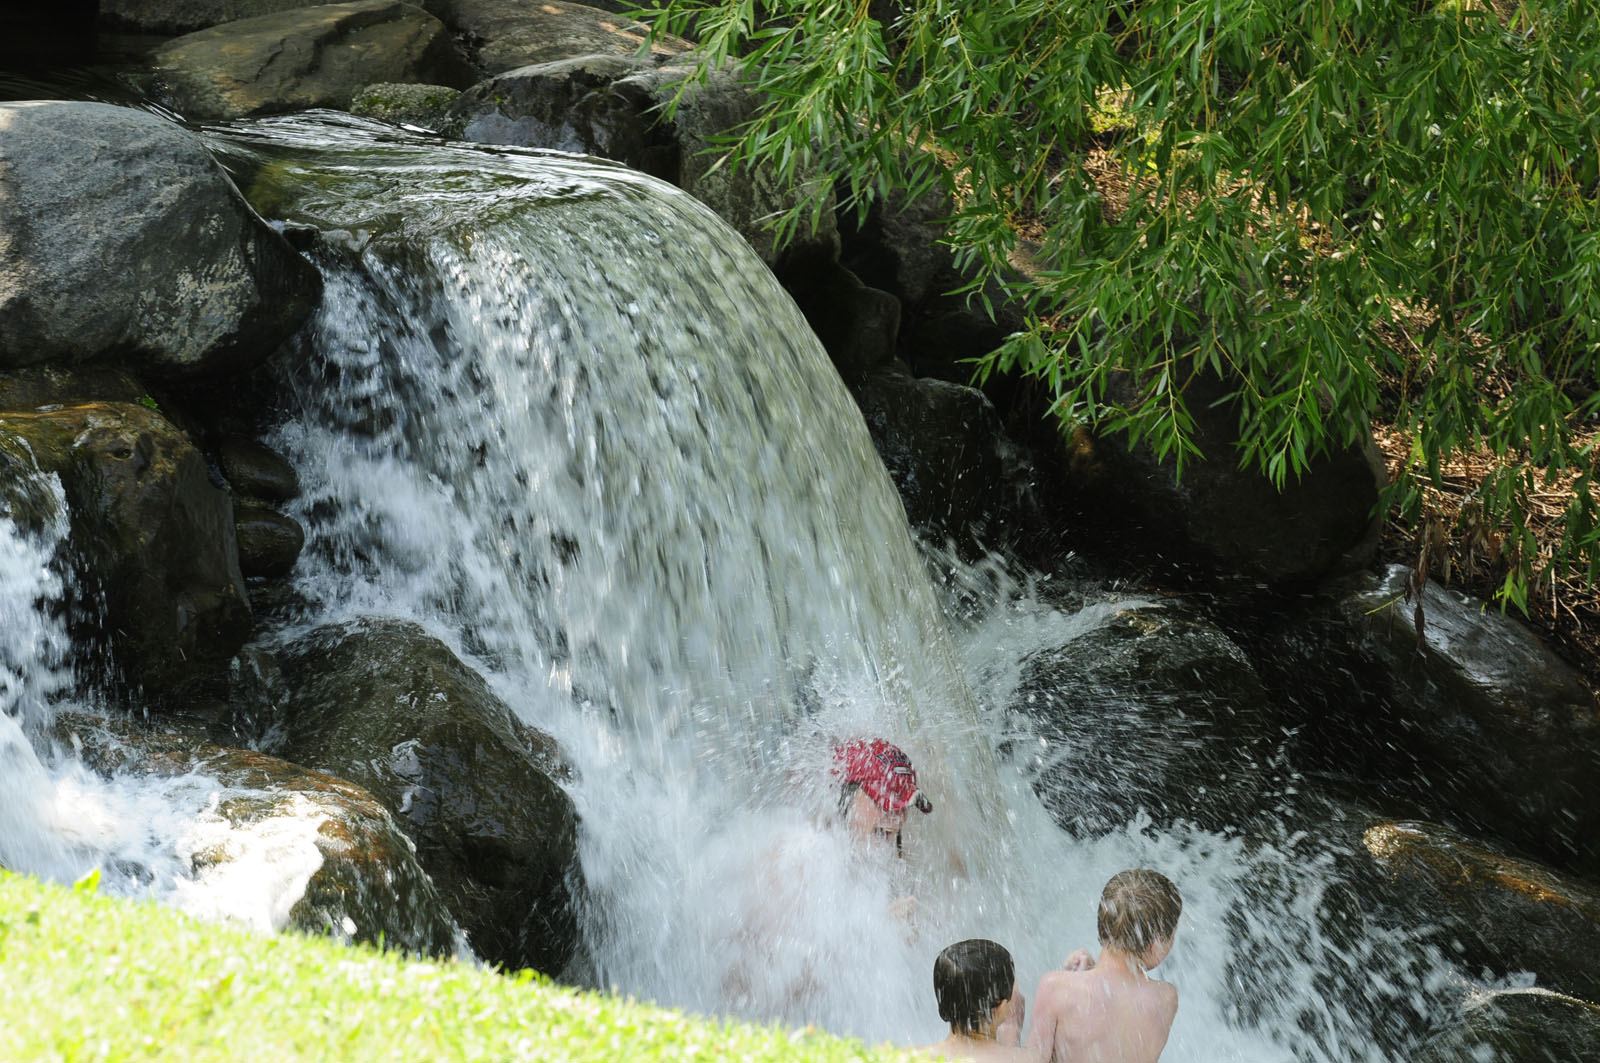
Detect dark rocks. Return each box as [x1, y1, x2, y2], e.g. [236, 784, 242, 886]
[217, 436, 300, 502]
[1338, 566, 1600, 873]
[150, 0, 469, 120]
[349, 81, 462, 128]
[429, 0, 688, 77]
[0, 101, 321, 379]
[1012, 598, 1279, 833]
[1417, 989, 1600, 1063]
[0, 403, 251, 694]
[1069, 371, 1383, 586]
[853, 367, 1009, 539]
[277, 618, 583, 974]
[446, 55, 678, 180]
[451, 59, 838, 269]
[779, 263, 899, 386]
[1363, 819, 1600, 1002]
[100, 0, 331, 34]
[234, 503, 305, 577]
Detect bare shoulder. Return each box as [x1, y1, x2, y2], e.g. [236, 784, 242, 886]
[1152, 978, 1178, 1018]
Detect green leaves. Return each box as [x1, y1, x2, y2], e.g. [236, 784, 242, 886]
[637, 0, 1600, 608]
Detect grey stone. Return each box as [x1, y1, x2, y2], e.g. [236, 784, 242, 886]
[0, 403, 251, 695]
[217, 435, 300, 502]
[278, 618, 583, 974]
[100, 0, 332, 34]
[428, 0, 687, 76]
[151, 0, 469, 121]
[0, 101, 320, 378]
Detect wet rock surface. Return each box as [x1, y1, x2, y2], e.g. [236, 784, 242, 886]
[234, 502, 305, 578]
[217, 436, 301, 503]
[853, 367, 1009, 540]
[276, 617, 583, 974]
[429, 0, 687, 77]
[1363, 819, 1600, 1003]
[1416, 989, 1600, 1063]
[55, 710, 459, 955]
[0, 403, 250, 694]
[151, 0, 469, 120]
[1335, 566, 1600, 873]
[0, 101, 320, 378]
[1012, 598, 1280, 833]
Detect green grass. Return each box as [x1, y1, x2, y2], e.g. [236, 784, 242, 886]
[0, 871, 907, 1061]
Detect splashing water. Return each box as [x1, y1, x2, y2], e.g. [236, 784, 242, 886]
[0, 107, 1481, 1059]
[195, 114, 1472, 1058]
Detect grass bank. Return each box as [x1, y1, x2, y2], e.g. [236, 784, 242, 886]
[0, 871, 901, 1061]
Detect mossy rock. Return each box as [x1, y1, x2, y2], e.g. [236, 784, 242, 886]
[350, 82, 462, 129]
[278, 618, 583, 974]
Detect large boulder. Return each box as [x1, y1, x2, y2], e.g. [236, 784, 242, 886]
[1338, 566, 1600, 874]
[100, 0, 331, 34]
[0, 403, 251, 695]
[1416, 989, 1600, 1063]
[428, 0, 688, 77]
[1363, 819, 1600, 1002]
[0, 101, 320, 378]
[1011, 598, 1280, 833]
[276, 618, 583, 974]
[151, 0, 470, 120]
[853, 367, 1010, 540]
[55, 711, 459, 955]
[1067, 371, 1383, 586]
[350, 81, 461, 128]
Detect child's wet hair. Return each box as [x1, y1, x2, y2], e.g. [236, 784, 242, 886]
[1097, 869, 1182, 957]
[933, 938, 1014, 1034]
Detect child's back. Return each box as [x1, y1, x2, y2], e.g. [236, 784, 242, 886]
[1027, 869, 1183, 1063]
[1030, 962, 1176, 1063]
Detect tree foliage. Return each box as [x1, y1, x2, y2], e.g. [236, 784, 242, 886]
[635, 0, 1600, 606]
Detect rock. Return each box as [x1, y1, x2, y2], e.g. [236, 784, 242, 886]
[428, 0, 688, 77]
[100, 0, 331, 34]
[446, 55, 678, 179]
[1338, 566, 1600, 873]
[451, 59, 838, 269]
[839, 186, 956, 313]
[0, 101, 321, 378]
[349, 81, 461, 127]
[853, 367, 1009, 539]
[1069, 371, 1382, 586]
[778, 262, 899, 385]
[0, 366, 149, 411]
[55, 710, 459, 955]
[217, 436, 300, 502]
[1363, 819, 1600, 1002]
[234, 503, 305, 578]
[0, 403, 251, 694]
[1417, 989, 1600, 1063]
[277, 618, 583, 974]
[150, 1, 469, 121]
[0, 432, 62, 536]
[1011, 598, 1279, 833]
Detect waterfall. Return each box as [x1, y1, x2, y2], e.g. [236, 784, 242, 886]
[0, 110, 1483, 1060]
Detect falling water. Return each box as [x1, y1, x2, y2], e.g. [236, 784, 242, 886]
[0, 109, 1488, 1059]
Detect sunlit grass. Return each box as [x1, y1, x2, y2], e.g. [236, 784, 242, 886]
[0, 871, 904, 1061]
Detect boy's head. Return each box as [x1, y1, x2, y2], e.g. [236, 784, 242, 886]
[1097, 869, 1182, 963]
[933, 938, 1015, 1035]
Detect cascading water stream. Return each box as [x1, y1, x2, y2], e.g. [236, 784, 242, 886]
[0, 108, 1491, 1060]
